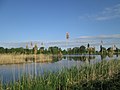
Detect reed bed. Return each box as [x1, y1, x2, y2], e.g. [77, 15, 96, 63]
[0, 54, 26, 64]
[0, 54, 53, 65]
[1, 59, 120, 90]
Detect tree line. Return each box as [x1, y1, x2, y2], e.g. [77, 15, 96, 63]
[0, 44, 120, 55]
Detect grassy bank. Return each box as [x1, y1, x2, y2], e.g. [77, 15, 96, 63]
[0, 54, 53, 65]
[0, 59, 120, 90]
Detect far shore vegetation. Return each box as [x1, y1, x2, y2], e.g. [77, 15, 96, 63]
[0, 43, 120, 55]
[0, 43, 120, 64]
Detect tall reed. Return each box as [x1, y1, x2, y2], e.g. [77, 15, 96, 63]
[0, 54, 53, 65]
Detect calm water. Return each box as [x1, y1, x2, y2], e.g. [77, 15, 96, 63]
[0, 55, 120, 84]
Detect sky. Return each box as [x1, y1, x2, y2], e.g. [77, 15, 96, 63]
[0, 0, 120, 42]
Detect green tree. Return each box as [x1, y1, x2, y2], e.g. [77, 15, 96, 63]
[62, 49, 67, 55]
[0, 47, 5, 53]
[67, 48, 72, 55]
[107, 47, 114, 55]
[52, 46, 59, 54]
[80, 45, 86, 54]
[72, 47, 79, 54]
[40, 47, 44, 54]
[48, 47, 53, 54]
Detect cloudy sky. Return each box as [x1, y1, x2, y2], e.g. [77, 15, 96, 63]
[0, 0, 120, 42]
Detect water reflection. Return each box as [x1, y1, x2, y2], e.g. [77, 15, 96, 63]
[64, 55, 95, 63]
[52, 56, 62, 62]
[100, 54, 107, 60]
[101, 54, 118, 60]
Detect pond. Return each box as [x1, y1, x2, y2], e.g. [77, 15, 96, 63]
[0, 54, 120, 84]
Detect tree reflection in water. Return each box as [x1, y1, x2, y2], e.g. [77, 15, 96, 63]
[100, 54, 107, 60]
[64, 55, 96, 62]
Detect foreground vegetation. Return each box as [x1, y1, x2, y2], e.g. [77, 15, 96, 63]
[1, 59, 120, 90]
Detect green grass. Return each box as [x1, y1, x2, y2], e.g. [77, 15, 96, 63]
[1, 59, 120, 90]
